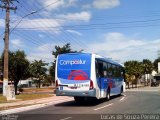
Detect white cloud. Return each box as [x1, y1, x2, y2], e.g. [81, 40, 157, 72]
[27, 43, 59, 63]
[37, 43, 54, 52]
[11, 39, 23, 47]
[27, 52, 53, 63]
[40, 11, 51, 17]
[88, 32, 160, 62]
[66, 30, 82, 36]
[13, 12, 91, 33]
[57, 11, 91, 22]
[41, 0, 65, 11]
[93, 0, 120, 9]
[14, 18, 63, 33]
[65, 0, 77, 7]
[40, 0, 77, 11]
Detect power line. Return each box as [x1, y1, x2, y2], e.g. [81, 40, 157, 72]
[13, 17, 160, 30]
[14, 1, 86, 51]
[7, 2, 64, 52]
[9, 0, 61, 33]
[9, 0, 160, 54]
[33, 0, 61, 13]
[10, 11, 36, 33]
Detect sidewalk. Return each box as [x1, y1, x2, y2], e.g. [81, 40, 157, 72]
[126, 85, 160, 92]
[0, 94, 73, 114]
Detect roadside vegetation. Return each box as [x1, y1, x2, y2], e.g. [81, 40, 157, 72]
[0, 93, 53, 104]
[124, 58, 160, 88]
[0, 43, 81, 95]
[0, 43, 160, 94]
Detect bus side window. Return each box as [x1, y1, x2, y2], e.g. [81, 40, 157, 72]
[95, 60, 104, 78]
[108, 63, 112, 77]
[121, 67, 124, 77]
[103, 62, 108, 77]
[115, 66, 121, 78]
[112, 65, 116, 77]
[95, 60, 99, 78]
[98, 62, 104, 78]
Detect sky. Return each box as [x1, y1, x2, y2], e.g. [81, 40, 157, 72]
[1, 0, 160, 64]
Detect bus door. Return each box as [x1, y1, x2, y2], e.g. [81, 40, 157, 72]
[96, 60, 105, 98]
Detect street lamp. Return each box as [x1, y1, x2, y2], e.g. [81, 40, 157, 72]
[10, 11, 37, 33]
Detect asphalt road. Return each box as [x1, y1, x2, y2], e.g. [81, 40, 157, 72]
[6, 88, 160, 120]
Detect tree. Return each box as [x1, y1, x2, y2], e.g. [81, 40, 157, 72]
[49, 63, 55, 82]
[124, 60, 143, 88]
[125, 73, 135, 89]
[153, 57, 160, 72]
[1, 50, 30, 94]
[142, 59, 153, 74]
[0, 56, 2, 80]
[30, 60, 48, 88]
[52, 43, 81, 58]
[49, 43, 82, 83]
[42, 75, 53, 87]
[142, 59, 153, 86]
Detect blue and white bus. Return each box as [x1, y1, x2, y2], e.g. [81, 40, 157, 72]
[55, 53, 125, 102]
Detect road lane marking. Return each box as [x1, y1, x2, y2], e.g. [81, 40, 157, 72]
[120, 97, 125, 101]
[123, 94, 126, 97]
[94, 103, 113, 111]
[60, 117, 72, 120]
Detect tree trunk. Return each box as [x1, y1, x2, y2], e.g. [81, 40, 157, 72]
[14, 80, 18, 95]
[127, 82, 130, 89]
[38, 79, 41, 88]
[135, 80, 137, 88]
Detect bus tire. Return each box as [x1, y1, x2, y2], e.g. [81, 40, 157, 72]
[120, 86, 123, 95]
[106, 88, 110, 101]
[74, 97, 84, 103]
[119, 86, 123, 96]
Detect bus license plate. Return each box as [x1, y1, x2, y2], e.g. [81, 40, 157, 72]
[60, 86, 63, 91]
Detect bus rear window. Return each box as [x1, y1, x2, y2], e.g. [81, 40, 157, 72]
[57, 54, 91, 80]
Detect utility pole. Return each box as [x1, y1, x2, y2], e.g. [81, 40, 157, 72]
[0, 0, 17, 96]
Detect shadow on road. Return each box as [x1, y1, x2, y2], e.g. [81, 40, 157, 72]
[54, 94, 123, 107]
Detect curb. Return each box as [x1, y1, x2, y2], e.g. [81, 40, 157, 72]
[0, 97, 73, 114]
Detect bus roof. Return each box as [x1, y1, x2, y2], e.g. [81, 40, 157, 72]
[58, 53, 124, 67]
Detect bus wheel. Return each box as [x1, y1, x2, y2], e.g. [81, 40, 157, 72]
[119, 86, 123, 96]
[106, 88, 110, 101]
[74, 97, 84, 103]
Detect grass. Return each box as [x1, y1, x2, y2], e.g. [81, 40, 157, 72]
[16, 93, 53, 101]
[0, 95, 7, 104]
[0, 87, 55, 110]
[16, 94, 53, 101]
[23, 87, 55, 93]
[0, 93, 54, 104]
